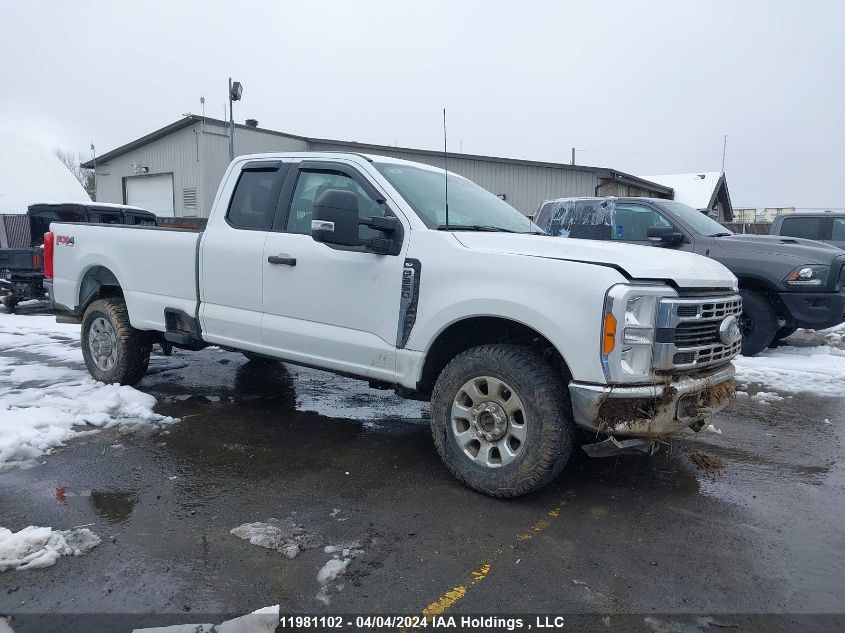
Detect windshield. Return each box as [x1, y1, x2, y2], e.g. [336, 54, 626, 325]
[374, 162, 542, 233]
[658, 200, 733, 236]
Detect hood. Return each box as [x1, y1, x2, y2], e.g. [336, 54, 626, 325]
[453, 232, 737, 289]
[714, 234, 841, 264]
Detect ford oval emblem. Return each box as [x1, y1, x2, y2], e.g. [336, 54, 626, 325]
[719, 315, 742, 345]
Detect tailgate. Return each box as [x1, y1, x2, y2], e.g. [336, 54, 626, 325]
[0, 248, 39, 272]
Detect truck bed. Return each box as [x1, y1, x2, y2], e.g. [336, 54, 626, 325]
[50, 223, 201, 332]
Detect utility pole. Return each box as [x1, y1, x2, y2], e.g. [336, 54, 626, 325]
[721, 135, 727, 173]
[228, 78, 243, 162]
[228, 78, 234, 162]
[571, 147, 575, 165]
[90, 143, 96, 201]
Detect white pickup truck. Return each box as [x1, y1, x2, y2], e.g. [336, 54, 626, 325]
[45, 152, 741, 497]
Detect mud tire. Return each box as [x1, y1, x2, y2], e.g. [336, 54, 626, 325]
[431, 344, 573, 498]
[773, 325, 798, 341]
[81, 298, 151, 386]
[739, 289, 778, 356]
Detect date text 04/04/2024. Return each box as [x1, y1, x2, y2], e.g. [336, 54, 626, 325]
[277, 615, 567, 629]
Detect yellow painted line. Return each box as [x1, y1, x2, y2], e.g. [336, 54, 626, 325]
[416, 501, 567, 622]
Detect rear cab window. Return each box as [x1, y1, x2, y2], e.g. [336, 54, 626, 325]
[778, 216, 826, 240]
[226, 165, 286, 230]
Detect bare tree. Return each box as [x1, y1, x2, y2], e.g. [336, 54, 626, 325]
[54, 148, 96, 200]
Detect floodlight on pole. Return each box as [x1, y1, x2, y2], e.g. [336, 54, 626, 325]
[228, 78, 243, 161]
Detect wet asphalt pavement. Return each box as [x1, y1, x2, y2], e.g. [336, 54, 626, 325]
[1, 307, 844, 632]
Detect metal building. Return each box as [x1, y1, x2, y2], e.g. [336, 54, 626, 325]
[83, 115, 672, 218]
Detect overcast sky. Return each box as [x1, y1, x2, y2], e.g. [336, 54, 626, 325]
[1, 0, 843, 209]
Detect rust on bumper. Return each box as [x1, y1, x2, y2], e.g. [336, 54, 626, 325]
[568, 364, 736, 437]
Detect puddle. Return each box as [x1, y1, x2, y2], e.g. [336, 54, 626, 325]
[56, 487, 137, 524]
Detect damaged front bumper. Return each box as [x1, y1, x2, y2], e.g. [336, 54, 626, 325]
[568, 364, 736, 437]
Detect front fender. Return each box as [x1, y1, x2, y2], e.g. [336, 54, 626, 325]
[404, 250, 626, 384]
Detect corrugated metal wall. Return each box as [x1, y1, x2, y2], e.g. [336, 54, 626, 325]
[98, 119, 637, 218]
[307, 142, 599, 216]
[94, 125, 201, 217]
[95, 121, 308, 217]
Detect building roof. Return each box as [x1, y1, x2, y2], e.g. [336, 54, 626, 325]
[1, 135, 91, 214]
[643, 172, 726, 210]
[82, 115, 672, 195]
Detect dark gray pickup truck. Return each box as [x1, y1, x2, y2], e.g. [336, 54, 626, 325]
[534, 197, 845, 355]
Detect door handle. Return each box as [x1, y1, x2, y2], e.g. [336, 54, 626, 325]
[267, 254, 296, 266]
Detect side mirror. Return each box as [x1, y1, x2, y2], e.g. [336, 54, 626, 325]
[311, 189, 361, 247]
[647, 226, 685, 246]
[311, 189, 400, 254]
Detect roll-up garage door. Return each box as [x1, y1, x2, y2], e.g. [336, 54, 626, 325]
[125, 174, 174, 216]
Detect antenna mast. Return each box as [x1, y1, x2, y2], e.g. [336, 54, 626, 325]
[443, 107, 449, 227]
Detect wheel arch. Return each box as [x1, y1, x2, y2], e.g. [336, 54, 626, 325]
[735, 275, 789, 321]
[78, 265, 124, 313]
[416, 316, 572, 396]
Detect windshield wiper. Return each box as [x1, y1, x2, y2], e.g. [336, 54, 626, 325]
[436, 224, 517, 233]
[708, 232, 733, 237]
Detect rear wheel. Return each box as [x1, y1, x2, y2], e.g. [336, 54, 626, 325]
[2, 295, 18, 311]
[738, 289, 778, 356]
[430, 344, 573, 498]
[773, 325, 798, 341]
[81, 298, 151, 385]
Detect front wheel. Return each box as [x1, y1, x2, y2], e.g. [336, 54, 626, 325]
[81, 298, 151, 385]
[430, 344, 573, 498]
[738, 289, 778, 356]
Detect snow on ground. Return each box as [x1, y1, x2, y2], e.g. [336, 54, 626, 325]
[229, 518, 320, 559]
[316, 541, 364, 606]
[130, 605, 280, 633]
[0, 310, 176, 465]
[0, 525, 100, 572]
[734, 344, 845, 396]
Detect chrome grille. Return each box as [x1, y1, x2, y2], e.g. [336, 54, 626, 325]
[674, 321, 721, 348]
[654, 294, 742, 371]
[700, 298, 742, 319]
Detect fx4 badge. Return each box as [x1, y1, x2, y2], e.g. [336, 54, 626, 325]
[56, 235, 75, 246]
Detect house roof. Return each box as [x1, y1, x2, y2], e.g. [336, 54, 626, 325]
[1, 135, 91, 214]
[643, 172, 726, 210]
[82, 116, 672, 195]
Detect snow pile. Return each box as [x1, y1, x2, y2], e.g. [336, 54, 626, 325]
[230, 518, 320, 559]
[0, 313, 82, 363]
[316, 541, 364, 605]
[131, 605, 279, 633]
[734, 345, 845, 396]
[0, 361, 177, 463]
[0, 525, 100, 571]
[750, 391, 784, 405]
[0, 312, 176, 465]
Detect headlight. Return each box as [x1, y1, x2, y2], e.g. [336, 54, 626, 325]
[783, 265, 829, 288]
[601, 283, 677, 383]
